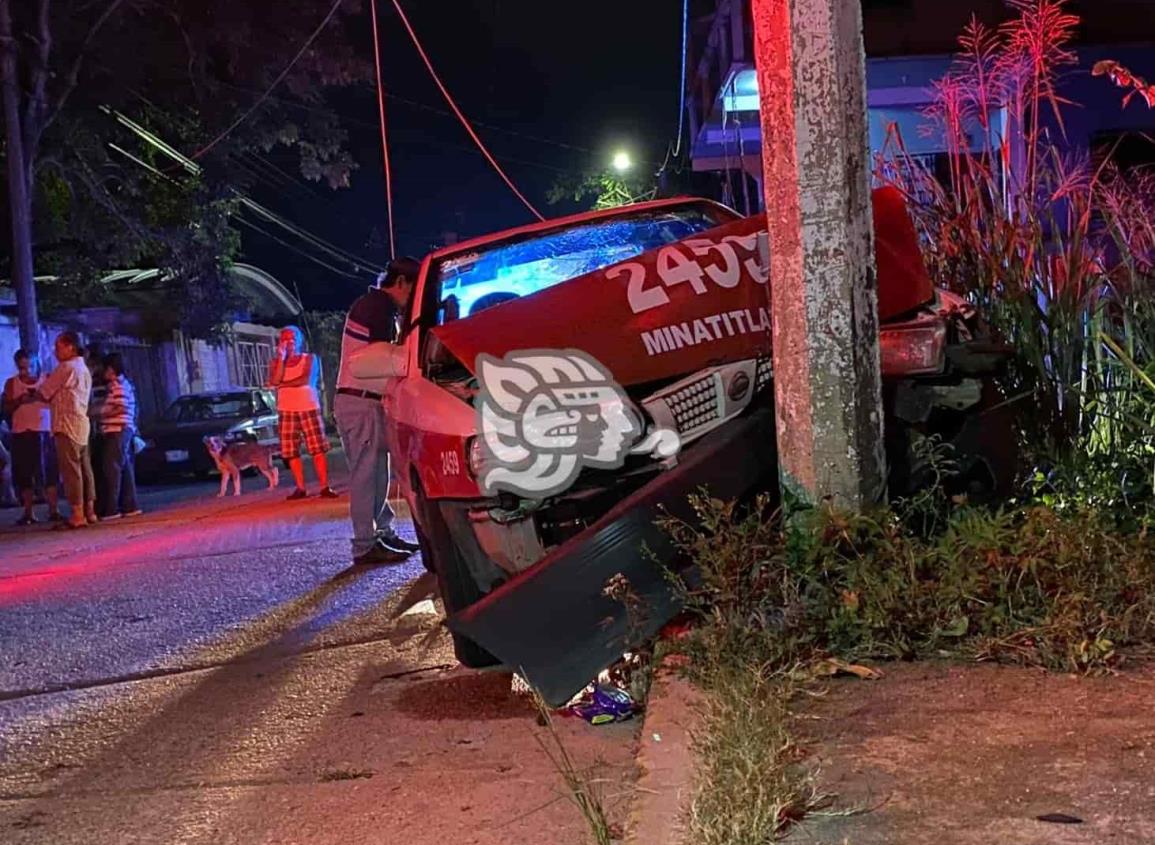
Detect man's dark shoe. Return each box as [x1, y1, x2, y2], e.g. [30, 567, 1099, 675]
[318, 487, 339, 499]
[379, 532, 421, 553]
[353, 542, 411, 566]
[286, 488, 308, 501]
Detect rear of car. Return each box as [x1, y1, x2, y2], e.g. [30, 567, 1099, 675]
[138, 390, 279, 481]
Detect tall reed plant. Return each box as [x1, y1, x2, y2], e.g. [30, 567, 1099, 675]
[875, 0, 1155, 510]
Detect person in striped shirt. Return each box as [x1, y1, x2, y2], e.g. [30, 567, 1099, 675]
[94, 352, 141, 519]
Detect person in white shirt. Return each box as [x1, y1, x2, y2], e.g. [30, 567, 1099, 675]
[267, 325, 336, 500]
[2, 349, 61, 525]
[38, 332, 96, 529]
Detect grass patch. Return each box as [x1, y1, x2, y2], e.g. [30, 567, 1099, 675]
[686, 662, 824, 845]
[532, 694, 619, 845]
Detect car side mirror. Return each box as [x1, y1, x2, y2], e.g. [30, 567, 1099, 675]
[348, 341, 409, 391]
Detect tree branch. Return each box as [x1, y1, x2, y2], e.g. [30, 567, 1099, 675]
[69, 145, 151, 246]
[19, 0, 50, 161]
[42, 0, 128, 134]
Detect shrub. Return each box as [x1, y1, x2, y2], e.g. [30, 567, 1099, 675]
[667, 495, 1155, 675]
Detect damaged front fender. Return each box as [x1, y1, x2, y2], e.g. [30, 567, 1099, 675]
[448, 407, 778, 708]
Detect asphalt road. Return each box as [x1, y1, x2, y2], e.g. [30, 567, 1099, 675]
[0, 462, 638, 844]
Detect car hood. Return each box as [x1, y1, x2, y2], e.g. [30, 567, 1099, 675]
[430, 187, 932, 387]
[431, 213, 774, 388]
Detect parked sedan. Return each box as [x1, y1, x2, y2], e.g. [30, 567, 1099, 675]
[137, 389, 279, 481]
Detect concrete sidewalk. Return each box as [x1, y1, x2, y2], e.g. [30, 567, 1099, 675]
[627, 661, 1155, 845]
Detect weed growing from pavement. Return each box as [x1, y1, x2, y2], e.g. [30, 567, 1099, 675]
[531, 692, 618, 845]
[685, 661, 826, 844]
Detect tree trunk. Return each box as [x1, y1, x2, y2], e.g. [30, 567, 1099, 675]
[0, 0, 41, 359]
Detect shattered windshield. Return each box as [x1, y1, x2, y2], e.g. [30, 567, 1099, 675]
[432, 205, 730, 323]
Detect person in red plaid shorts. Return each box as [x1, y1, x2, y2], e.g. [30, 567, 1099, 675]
[267, 326, 336, 500]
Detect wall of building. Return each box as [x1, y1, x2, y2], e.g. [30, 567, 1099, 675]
[1, 315, 284, 428]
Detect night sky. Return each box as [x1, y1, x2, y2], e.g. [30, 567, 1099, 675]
[241, 1, 700, 312]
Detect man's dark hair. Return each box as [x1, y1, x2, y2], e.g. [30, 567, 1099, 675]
[378, 256, 420, 289]
[58, 331, 82, 355]
[14, 348, 30, 364]
[103, 352, 126, 377]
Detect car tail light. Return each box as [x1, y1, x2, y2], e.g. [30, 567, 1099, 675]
[879, 320, 947, 376]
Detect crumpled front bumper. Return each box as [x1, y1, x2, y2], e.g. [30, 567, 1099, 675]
[449, 406, 778, 707]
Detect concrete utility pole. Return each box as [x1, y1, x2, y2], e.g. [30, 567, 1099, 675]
[751, 0, 886, 510]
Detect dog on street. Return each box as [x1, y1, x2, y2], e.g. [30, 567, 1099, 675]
[203, 436, 280, 497]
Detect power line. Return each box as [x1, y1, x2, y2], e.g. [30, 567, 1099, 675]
[237, 196, 379, 275]
[106, 107, 383, 277]
[212, 78, 596, 158]
[369, 0, 396, 260]
[389, 0, 545, 221]
[672, 0, 689, 158]
[202, 80, 580, 174]
[233, 215, 362, 280]
[189, 0, 345, 161]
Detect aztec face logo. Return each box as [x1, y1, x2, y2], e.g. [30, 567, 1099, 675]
[475, 349, 680, 498]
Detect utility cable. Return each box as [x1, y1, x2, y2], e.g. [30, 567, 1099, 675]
[211, 78, 597, 157]
[197, 81, 580, 173]
[189, 0, 345, 161]
[237, 197, 380, 274]
[233, 215, 363, 280]
[106, 107, 383, 275]
[671, 0, 689, 158]
[389, 0, 545, 221]
[369, 0, 396, 259]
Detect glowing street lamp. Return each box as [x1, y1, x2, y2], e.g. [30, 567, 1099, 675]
[611, 150, 633, 173]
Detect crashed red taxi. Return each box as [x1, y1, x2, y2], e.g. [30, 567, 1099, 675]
[350, 190, 1011, 705]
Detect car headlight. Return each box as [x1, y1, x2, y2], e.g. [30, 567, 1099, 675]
[466, 436, 485, 478]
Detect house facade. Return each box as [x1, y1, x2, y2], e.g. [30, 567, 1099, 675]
[687, 0, 1155, 211]
[0, 263, 299, 426]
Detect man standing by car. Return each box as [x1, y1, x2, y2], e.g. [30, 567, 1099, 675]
[334, 258, 422, 566]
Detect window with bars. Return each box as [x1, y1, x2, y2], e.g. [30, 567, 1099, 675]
[234, 340, 275, 388]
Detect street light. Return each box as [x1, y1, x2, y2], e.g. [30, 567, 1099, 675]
[611, 150, 633, 173]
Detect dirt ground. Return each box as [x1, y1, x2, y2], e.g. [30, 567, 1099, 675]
[787, 662, 1155, 845]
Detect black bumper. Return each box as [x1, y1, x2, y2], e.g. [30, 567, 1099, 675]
[449, 407, 778, 707]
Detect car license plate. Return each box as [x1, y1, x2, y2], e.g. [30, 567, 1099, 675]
[165, 450, 189, 463]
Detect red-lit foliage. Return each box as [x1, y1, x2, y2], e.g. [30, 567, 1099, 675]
[875, 0, 1155, 504]
[1093, 60, 1155, 110]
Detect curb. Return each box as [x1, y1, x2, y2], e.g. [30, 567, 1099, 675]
[626, 664, 703, 845]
